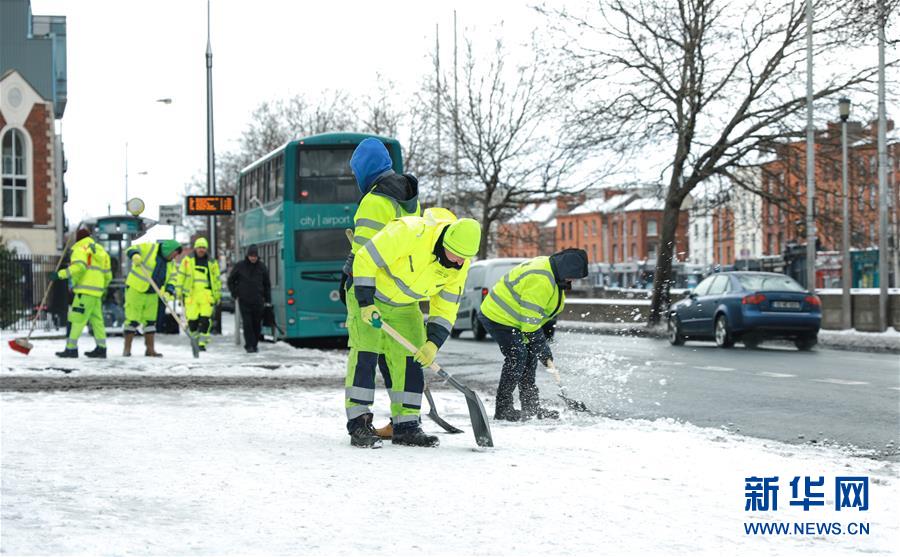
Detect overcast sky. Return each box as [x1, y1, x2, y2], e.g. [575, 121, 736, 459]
[29, 0, 542, 226]
[28, 0, 896, 229]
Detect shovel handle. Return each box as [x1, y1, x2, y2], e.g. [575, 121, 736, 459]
[381, 322, 442, 373]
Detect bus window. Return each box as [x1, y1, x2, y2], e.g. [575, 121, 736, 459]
[296, 148, 359, 204]
[272, 155, 284, 200]
[294, 229, 350, 262]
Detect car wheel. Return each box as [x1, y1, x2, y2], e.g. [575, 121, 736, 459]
[450, 328, 462, 339]
[473, 316, 487, 341]
[743, 333, 762, 349]
[668, 316, 685, 346]
[794, 335, 817, 351]
[714, 314, 734, 348]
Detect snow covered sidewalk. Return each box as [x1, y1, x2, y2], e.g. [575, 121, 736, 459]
[1, 343, 897, 555]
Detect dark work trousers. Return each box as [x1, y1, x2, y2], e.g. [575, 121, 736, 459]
[240, 302, 264, 350]
[478, 313, 547, 416]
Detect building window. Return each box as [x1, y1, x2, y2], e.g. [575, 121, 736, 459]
[568, 222, 573, 240]
[631, 220, 637, 236]
[560, 222, 566, 241]
[1, 129, 28, 219]
[612, 245, 618, 262]
[648, 242, 658, 260]
[591, 244, 597, 262]
[631, 243, 637, 259]
[583, 222, 588, 237]
[591, 220, 597, 236]
[647, 219, 658, 237]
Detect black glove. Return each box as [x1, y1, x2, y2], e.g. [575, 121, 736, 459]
[339, 272, 348, 306]
[164, 284, 176, 296]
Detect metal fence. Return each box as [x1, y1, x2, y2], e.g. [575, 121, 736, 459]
[0, 254, 68, 332]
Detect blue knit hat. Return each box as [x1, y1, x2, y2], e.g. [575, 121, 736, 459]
[350, 138, 392, 194]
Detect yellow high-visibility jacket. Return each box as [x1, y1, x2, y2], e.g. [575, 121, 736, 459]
[58, 237, 112, 298]
[177, 255, 221, 302]
[125, 243, 174, 293]
[480, 256, 565, 332]
[353, 209, 469, 338]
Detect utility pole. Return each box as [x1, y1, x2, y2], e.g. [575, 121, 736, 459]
[435, 23, 443, 207]
[206, 0, 217, 258]
[453, 10, 459, 195]
[876, 0, 889, 331]
[839, 98, 851, 330]
[124, 142, 129, 211]
[804, 0, 817, 292]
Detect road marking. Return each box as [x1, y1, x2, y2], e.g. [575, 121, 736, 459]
[694, 366, 736, 372]
[757, 372, 796, 378]
[890, 387, 900, 391]
[813, 379, 869, 386]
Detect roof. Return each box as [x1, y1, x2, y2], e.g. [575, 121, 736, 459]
[567, 193, 637, 215]
[508, 201, 557, 225]
[623, 197, 665, 212]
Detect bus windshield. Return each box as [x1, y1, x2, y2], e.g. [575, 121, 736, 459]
[294, 229, 351, 262]
[296, 148, 359, 204]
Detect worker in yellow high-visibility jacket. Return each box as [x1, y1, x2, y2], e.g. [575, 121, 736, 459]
[177, 237, 221, 351]
[341, 137, 421, 439]
[345, 209, 481, 448]
[55, 226, 112, 358]
[479, 248, 588, 421]
[124, 240, 182, 357]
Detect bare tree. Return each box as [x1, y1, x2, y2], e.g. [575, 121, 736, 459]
[540, 0, 884, 325]
[439, 36, 591, 258]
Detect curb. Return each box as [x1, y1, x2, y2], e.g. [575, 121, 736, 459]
[556, 322, 900, 354]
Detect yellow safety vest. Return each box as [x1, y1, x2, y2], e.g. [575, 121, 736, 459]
[350, 184, 421, 256]
[59, 237, 112, 298]
[125, 242, 173, 292]
[353, 209, 468, 336]
[177, 255, 221, 301]
[480, 256, 565, 332]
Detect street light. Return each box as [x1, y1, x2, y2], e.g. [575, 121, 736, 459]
[839, 97, 851, 330]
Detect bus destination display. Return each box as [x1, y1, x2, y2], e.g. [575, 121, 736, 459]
[186, 195, 235, 215]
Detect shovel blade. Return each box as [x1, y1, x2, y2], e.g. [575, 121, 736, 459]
[438, 370, 493, 447]
[424, 387, 463, 434]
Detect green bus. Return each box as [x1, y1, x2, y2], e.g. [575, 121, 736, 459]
[236, 132, 404, 343]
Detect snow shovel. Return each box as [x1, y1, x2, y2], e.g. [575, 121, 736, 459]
[9, 231, 79, 355]
[545, 360, 593, 413]
[381, 321, 493, 448]
[146, 275, 200, 358]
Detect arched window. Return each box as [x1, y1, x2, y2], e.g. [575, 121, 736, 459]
[2, 129, 28, 219]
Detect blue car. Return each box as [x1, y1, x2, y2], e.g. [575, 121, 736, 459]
[668, 272, 821, 350]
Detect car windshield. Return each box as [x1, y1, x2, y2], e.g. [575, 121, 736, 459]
[736, 274, 805, 292]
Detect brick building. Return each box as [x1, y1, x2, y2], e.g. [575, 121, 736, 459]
[496, 196, 582, 258]
[0, 0, 67, 256]
[759, 120, 899, 257]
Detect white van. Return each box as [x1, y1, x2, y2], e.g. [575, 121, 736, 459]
[451, 257, 527, 340]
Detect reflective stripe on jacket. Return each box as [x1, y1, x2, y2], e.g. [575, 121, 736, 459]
[479, 256, 564, 333]
[352, 211, 468, 337]
[178, 256, 221, 301]
[59, 237, 112, 298]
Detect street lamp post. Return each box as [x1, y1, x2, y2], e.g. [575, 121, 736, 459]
[124, 98, 172, 211]
[839, 98, 851, 330]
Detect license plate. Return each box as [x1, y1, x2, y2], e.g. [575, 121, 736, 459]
[772, 301, 800, 309]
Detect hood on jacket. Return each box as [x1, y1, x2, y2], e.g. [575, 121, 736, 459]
[549, 248, 589, 283]
[350, 138, 393, 194]
[372, 172, 419, 214]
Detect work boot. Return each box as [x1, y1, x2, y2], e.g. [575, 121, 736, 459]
[374, 421, 393, 440]
[84, 346, 107, 359]
[494, 406, 523, 422]
[534, 407, 560, 420]
[55, 348, 78, 358]
[123, 332, 134, 357]
[348, 413, 382, 449]
[144, 333, 162, 357]
[392, 421, 439, 447]
[199, 345, 207, 352]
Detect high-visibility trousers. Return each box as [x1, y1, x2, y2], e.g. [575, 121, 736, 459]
[186, 289, 215, 346]
[344, 287, 425, 426]
[124, 286, 158, 333]
[66, 293, 106, 350]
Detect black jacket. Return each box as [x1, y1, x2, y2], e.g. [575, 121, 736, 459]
[227, 258, 272, 307]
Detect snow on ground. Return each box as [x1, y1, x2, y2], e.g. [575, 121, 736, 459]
[2, 333, 898, 556]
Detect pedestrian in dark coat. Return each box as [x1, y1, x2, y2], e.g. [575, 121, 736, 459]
[227, 244, 272, 353]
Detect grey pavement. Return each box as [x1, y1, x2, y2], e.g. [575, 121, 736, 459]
[438, 330, 900, 460]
